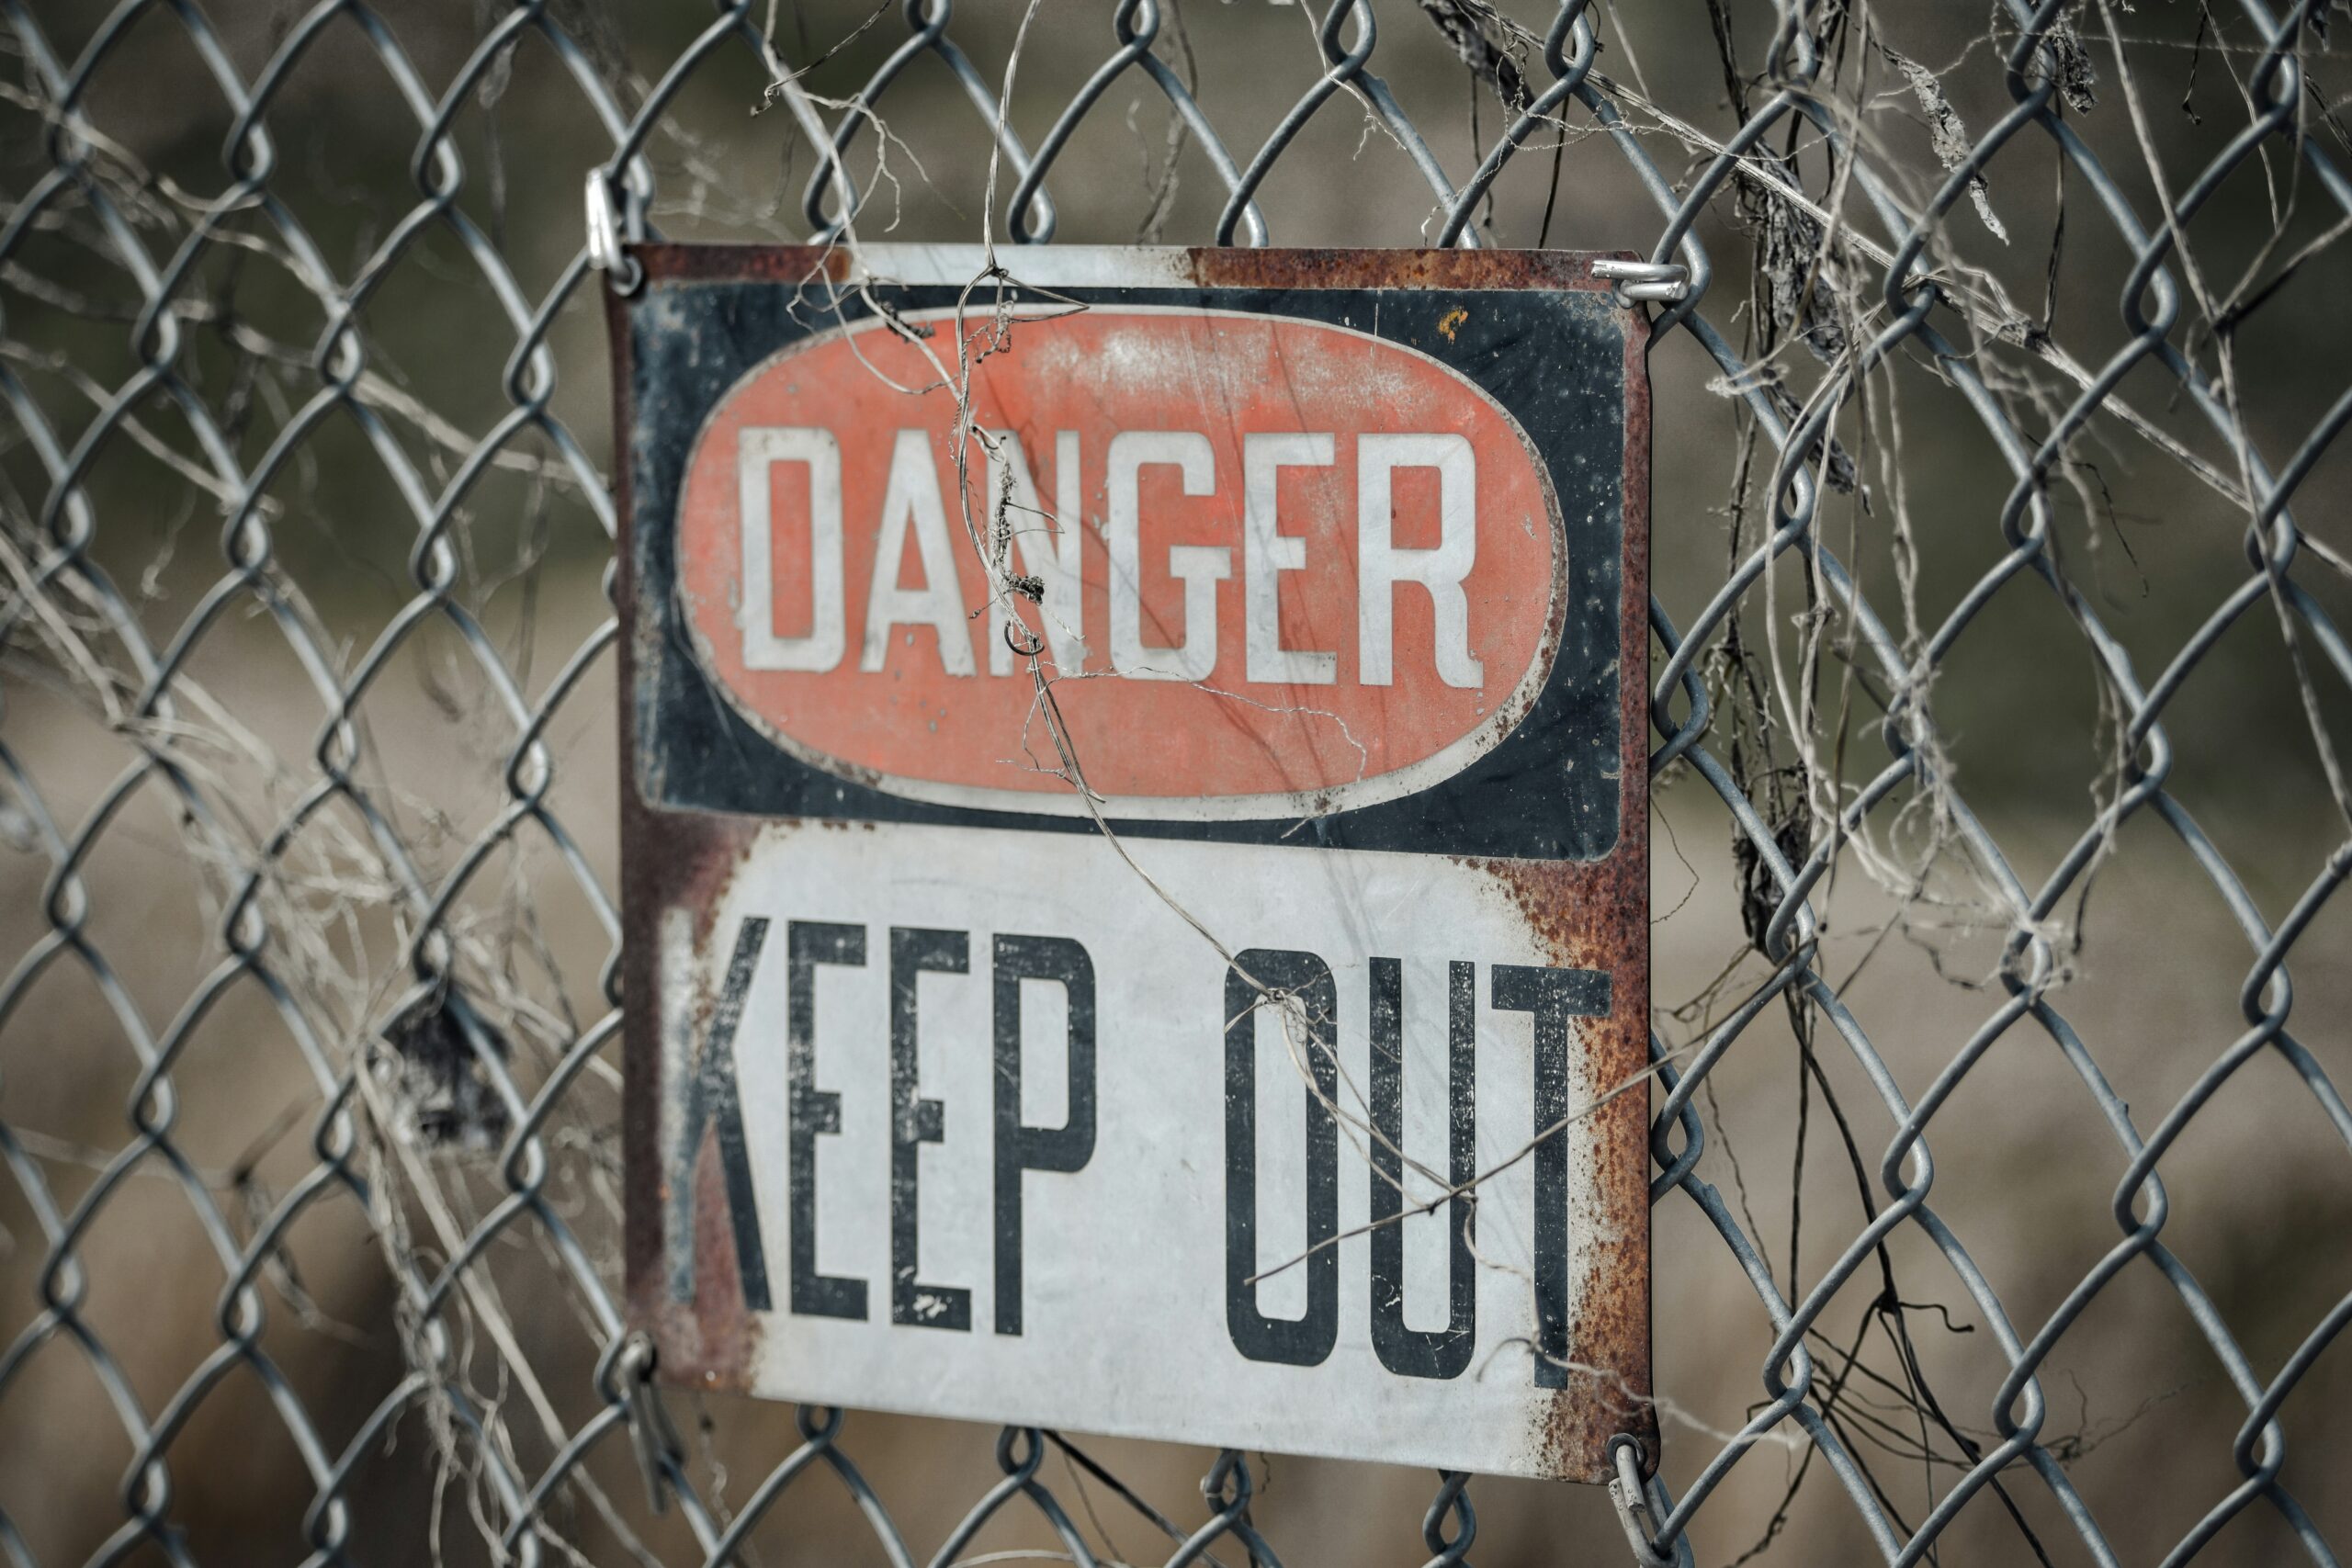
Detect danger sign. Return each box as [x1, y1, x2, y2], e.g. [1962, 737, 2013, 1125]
[614, 245, 1651, 1482]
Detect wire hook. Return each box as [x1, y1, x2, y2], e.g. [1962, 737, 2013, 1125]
[617, 1331, 683, 1514]
[1590, 258, 1689, 304]
[1607, 1436, 1675, 1567]
[585, 170, 644, 295]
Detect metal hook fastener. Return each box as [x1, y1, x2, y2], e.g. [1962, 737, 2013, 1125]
[584, 172, 643, 296]
[617, 1331, 684, 1514]
[1589, 258, 1690, 304]
[1607, 1435, 1676, 1568]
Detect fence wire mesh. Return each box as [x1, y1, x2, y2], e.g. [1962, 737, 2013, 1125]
[1, 0, 2350, 1564]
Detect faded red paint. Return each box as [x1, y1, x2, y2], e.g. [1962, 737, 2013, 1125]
[673, 307, 1561, 809]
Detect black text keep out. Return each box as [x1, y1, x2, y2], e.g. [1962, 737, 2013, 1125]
[670, 915, 1610, 1386]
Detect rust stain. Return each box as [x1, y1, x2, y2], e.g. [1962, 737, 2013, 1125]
[1182, 245, 1616, 294]
[1468, 289, 1655, 1483]
[646, 1121, 765, 1392]
[615, 767, 767, 1373]
[630, 243, 854, 287]
[625, 243, 1635, 299]
[619, 807, 793, 1389]
[1467, 850, 1656, 1482]
[1438, 306, 1469, 341]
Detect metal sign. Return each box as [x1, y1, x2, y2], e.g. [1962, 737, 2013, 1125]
[612, 245, 1651, 1482]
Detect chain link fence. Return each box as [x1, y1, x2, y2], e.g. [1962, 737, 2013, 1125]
[2, 0, 2350, 1563]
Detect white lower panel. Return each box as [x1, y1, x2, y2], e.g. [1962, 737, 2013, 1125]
[655, 818, 1634, 1478]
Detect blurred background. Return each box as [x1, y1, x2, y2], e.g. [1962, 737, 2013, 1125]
[1, 1, 2349, 1564]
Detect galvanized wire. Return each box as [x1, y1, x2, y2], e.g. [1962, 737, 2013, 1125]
[0, 1, 2347, 1565]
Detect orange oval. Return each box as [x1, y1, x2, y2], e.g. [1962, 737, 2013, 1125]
[675, 306, 1562, 819]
